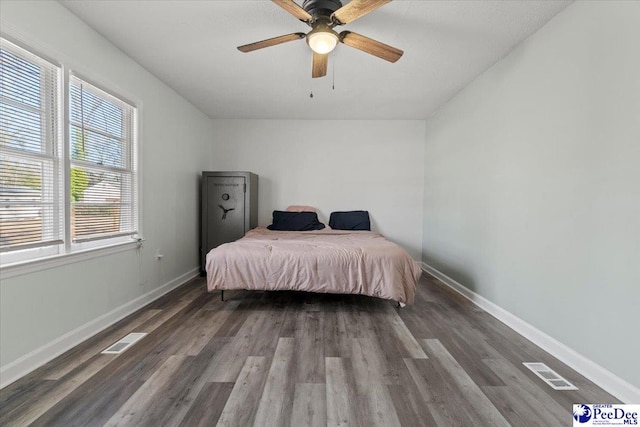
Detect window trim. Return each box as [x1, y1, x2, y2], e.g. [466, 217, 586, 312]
[0, 36, 142, 273]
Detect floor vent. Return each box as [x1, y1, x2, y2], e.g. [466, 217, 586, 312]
[523, 362, 578, 390]
[101, 332, 147, 355]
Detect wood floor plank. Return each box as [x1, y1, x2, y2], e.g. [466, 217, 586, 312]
[351, 337, 402, 388]
[483, 385, 551, 427]
[341, 310, 376, 339]
[42, 308, 162, 380]
[31, 377, 144, 427]
[291, 383, 326, 427]
[208, 310, 281, 382]
[0, 378, 57, 425]
[294, 311, 325, 383]
[423, 339, 510, 427]
[387, 384, 437, 427]
[430, 333, 505, 387]
[1, 353, 121, 426]
[369, 313, 433, 393]
[323, 304, 350, 357]
[104, 355, 187, 426]
[130, 336, 232, 426]
[426, 402, 472, 427]
[568, 382, 623, 407]
[119, 349, 230, 427]
[377, 306, 428, 359]
[217, 356, 270, 427]
[177, 303, 236, 356]
[179, 382, 235, 427]
[109, 297, 212, 384]
[253, 337, 296, 426]
[421, 308, 510, 389]
[403, 358, 477, 426]
[354, 363, 396, 426]
[484, 357, 571, 425]
[278, 302, 301, 338]
[397, 303, 440, 339]
[213, 303, 251, 337]
[363, 386, 402, 427]
[325, 357, 359, 427]
[402, 359, 439, 404]
[249, 310, 286, 356]
[348, 338, 403, 426]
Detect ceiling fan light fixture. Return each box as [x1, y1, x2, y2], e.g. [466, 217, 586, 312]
[307, 28, 339, 54]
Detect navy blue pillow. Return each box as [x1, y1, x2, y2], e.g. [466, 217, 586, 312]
[329, 210, 371, 231]
[267, 211, 325, 231]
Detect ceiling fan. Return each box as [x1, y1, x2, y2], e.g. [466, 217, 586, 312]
[237, 0, 403, 78]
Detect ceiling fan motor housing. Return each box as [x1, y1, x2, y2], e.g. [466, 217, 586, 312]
[303, 0, 343, 21]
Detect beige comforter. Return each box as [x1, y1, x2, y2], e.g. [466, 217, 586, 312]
[205, 227, 421, 304]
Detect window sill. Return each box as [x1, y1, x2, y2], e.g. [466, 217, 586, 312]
[0, 240, 141, 280]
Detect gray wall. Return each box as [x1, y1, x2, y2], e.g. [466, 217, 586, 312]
[211, 119, 425, 260]
[422, 1, 640, 388]
[0, 1, 213, 370]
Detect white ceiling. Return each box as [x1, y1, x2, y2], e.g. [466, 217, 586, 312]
[59, 0, 572, 120]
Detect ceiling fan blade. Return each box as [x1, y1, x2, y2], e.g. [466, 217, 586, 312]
[312, 52, 328, 78]
[237, 33, 306, 53]
[331, 0, 391, 25]
[272, 0, 312, 22]
[339, 31, 403, 63]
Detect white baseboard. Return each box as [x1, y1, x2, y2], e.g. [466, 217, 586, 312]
[0, 267, 200, 389]
[420, 262, 640, 404]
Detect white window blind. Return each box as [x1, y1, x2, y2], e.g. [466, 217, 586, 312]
[69, 75, 137, 243]
[0, 39, 63, 253]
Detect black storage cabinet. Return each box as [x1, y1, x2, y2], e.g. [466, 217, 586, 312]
[201, 171, 258, 273]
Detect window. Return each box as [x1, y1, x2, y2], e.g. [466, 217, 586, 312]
[69, 76, 137, 245]
[0, 40, 63, 257]
[0, 37, 138, 267]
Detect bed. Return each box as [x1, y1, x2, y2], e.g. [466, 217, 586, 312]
[205, 225, 421, 305]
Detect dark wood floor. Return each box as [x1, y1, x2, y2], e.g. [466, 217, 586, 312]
[0, 274, 619, 426]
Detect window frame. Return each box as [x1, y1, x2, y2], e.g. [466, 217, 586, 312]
[67, 73, 139, 247]
[0, 36, 141, 274]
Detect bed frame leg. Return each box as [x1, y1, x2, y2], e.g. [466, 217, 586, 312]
[221, 290, 224, 302]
